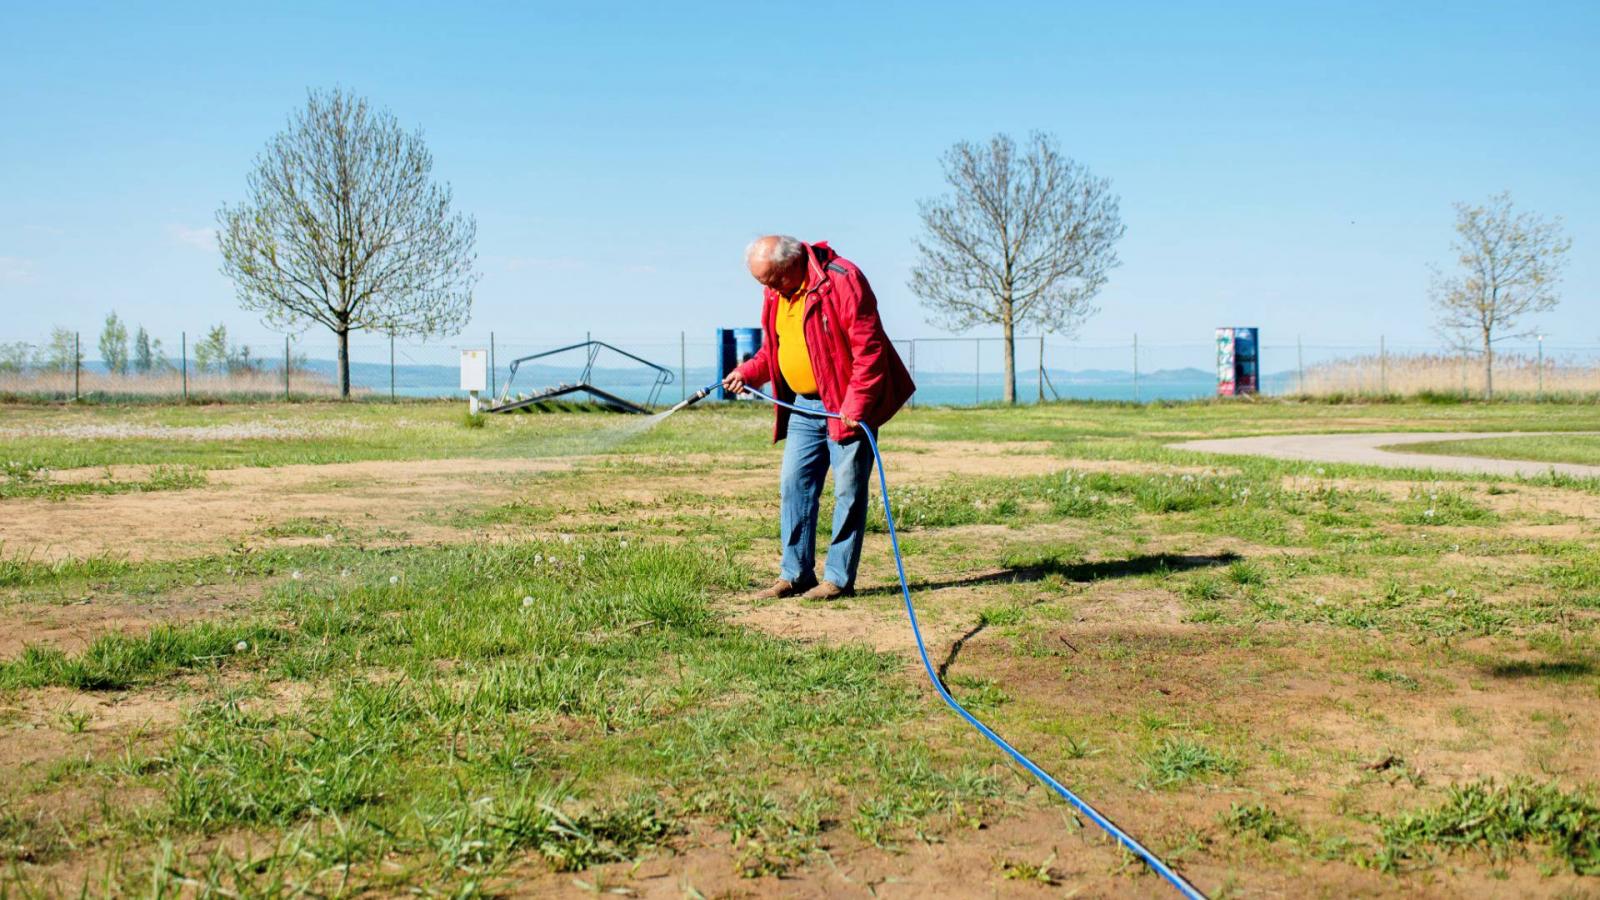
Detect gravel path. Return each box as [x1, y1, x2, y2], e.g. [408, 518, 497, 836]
[1172, 431, 1600, 478]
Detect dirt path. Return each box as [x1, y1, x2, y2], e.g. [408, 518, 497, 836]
[1172, 430, 1600, 478]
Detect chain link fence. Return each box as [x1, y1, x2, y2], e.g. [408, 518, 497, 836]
[4, 327, 1598, 404]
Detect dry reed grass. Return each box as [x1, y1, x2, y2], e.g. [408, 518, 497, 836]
[1298, 352, 1599, 398]
[0, 367, 350, 399]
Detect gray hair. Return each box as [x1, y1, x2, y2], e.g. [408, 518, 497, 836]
[745, 234, 805, 266]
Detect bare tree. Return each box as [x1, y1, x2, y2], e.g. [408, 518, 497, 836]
[1431, 191, 1570, 399]
[910, 132, 1124, 404]
[217, 88, 479, 397]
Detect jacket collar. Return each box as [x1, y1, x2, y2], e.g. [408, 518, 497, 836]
[803, 241, 833, 294]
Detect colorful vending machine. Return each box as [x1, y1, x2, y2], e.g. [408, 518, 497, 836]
[1216, 327, 1259, 396]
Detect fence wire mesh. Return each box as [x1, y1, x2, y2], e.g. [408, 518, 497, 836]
[3, 329, 1597, 404]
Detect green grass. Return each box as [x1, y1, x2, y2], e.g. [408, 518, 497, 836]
[1390, 434, 1600, 467]
[1142, 736, 1243, 788]
[0, 539, 1004, 891]
[6, 398, 1600, 894]
[1379, 778, 1600, 875]
[1220, 802, 1306, 844]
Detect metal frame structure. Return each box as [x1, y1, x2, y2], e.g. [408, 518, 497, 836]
[486, 340, 675, 414]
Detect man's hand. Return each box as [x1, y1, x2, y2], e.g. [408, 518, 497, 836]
[840, 414, 858, 430]
[721, 370, 746, 395]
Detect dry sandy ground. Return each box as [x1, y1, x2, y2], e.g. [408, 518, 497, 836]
[5, 438, 1600, 897]
[0, 440, 1069, 565]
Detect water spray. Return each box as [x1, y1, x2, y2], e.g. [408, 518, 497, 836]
[653, 383, 1208, 899]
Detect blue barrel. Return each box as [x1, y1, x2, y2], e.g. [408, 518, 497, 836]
[713, 327, 764, 400]
[713, 328, 764, 400]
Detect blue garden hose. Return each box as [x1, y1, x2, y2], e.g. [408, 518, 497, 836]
[704, 384, 1208, 900]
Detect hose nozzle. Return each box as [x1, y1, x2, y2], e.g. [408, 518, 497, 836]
[663, 382, 718, 415]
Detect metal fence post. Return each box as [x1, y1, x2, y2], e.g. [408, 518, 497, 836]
[1297, 334, 1304, 395]
[181, 331, 188, 402]
[73, 331, 81, 401]
[389, 333, 396, 401]
[284, 335, 291, 401]
[1133, 333, 1140, 403]
[489, 331, 496, 398]
[1037, 334, 1045, 404]
[1379, 334, 1387, 396]
[1537, 335, 1544, 400]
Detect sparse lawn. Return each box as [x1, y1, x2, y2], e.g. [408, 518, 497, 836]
[2, 398, 1599, 896]
[1392, 433, 1600, 467]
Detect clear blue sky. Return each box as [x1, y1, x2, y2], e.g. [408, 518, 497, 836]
[2, 0, 1596, 362]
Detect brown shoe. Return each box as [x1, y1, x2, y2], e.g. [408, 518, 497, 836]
[802, 581, 852, 601]
[754, 577, 816, 600]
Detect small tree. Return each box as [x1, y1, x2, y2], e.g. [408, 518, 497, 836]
[39, 327, 77, 373]
[0, 342, 30, 373]
[1431, 191, 1571, 399]
[133, 327, 171, 374]
[194, 324, 230, 374]
[134, 326, 152, 373]
[218, 88, 479, 397]
[99, 312, 129, 375]
[910, 132, 1124, 404]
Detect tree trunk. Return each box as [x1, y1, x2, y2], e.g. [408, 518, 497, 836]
[1001, 303, 1016, 405]
[1481, 329, 1494, 401]
[337, 328, 351, 398]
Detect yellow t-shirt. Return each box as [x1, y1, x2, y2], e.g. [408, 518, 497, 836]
[775, 284, 817, 395]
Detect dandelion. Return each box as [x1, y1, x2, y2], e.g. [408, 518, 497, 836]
[619, 539, 629, 548]
[1315, 467, 1325, 476]
[340, 568, 350, 578]
[522, 596, 535, 607]
[577, 554, 586, 564]
[534, 553, 543, 563]
[234, 640, 249, 653]
[1181, 474, 1195, 483]
[291, 570, 302, 580]
[1445, 588, 1458, 599]
[389, 575, 400, 585]
[1424, 508, 1436, 519]
[323, 533, 334, 541]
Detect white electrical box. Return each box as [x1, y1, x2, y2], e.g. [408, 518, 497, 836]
[459, 349, 488, 392]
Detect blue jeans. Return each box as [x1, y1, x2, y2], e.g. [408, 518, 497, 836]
[779, 397, 875, 590]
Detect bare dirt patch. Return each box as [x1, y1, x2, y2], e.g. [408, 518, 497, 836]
[0, 456, 580, 563]
[0, 585, 256, 656]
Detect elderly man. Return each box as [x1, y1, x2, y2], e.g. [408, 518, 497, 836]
[723, 235, 916, 599]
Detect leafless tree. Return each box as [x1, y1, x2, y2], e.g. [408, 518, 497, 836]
[910, 132, 1124, 404]
[1431, 191, 1570, 399]
[217, 88, 478, 397]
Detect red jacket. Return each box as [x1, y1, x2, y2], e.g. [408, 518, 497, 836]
[735, 241, 915, 443]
